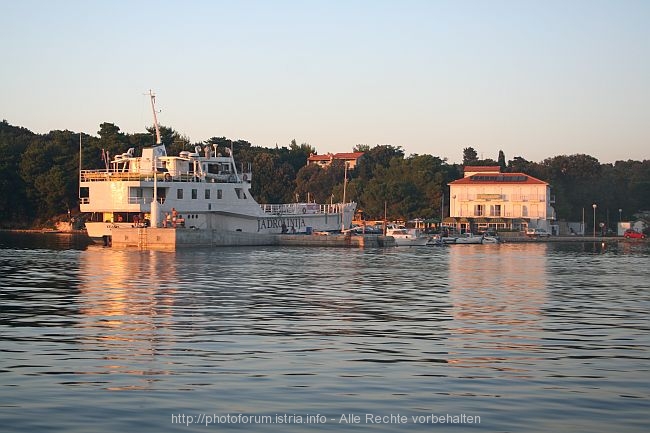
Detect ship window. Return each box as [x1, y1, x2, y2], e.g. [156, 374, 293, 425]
[128, 187, 144, 205]
[177, 189, 183, 199]
[191, 189, 197, 199]
[217, 189, 223, 199]
[205, 189, 211, 199]
[235, 188, 246, 199]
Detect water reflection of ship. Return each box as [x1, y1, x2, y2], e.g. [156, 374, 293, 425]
[77, 247, 177, 390]
[447, 244, 548, 375]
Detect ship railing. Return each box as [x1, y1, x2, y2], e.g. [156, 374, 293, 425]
[260, 203, 348, 215]
[127, 197, 166, 205]
[80, 170, 204, 182]
[260, 204, 298, 215]
[81, 170, 144, 181]
[205, 173, 241, 183]
[128, 197, 146, 205]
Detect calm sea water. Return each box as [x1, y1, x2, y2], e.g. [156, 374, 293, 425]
[1, 232, 648, 432]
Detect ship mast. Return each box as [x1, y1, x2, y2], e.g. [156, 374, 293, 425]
[149, 90, 160, 228]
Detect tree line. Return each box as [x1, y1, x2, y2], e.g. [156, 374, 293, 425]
[1, 119, 648, 229]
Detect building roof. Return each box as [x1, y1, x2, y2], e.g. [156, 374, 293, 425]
[335, 152, 364, 160]
[449, 172, 548, 185]
[308, 154, 334, 161]
[308, 152, 364, 162]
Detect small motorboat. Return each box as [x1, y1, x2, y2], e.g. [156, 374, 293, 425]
[453, 233, 484, 244]
[426, 234, 447, 246]
[386, 226, 430, 247]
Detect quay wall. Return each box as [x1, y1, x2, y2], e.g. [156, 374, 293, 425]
[110, 228, 395, 250]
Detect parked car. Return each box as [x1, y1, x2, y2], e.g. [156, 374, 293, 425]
[526, 228, 551, 238]
[623, 229, 646, 239]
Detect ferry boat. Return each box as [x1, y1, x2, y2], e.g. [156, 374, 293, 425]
[79, 92, 357, 243]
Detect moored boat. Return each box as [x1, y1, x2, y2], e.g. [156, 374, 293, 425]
[426, 234, 447, 247]
[481, 234, 500, 243]
[79, 92, 356, 243]
[386, 225, 430, 247]
[452, 233, 484, 244]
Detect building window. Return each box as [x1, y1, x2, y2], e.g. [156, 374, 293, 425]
[490, 205, 501, 216]
[191, 188, 197, 199]
[205, 189, 211, 199]
[474, 204, 484, 216]
[177, 189, 183, 199]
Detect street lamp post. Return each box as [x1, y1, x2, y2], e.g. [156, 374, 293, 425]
[341, 161, 349, 232]
[451, 195, 456, 233]
[592, 203, 597, 237]
[441, 192, 445, 226]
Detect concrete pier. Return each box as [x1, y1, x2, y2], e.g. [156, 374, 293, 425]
[109, 227, 395, 250]
[277, 233, 394, 248]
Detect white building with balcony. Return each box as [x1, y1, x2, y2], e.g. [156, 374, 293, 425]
[446, 166, 556, 234]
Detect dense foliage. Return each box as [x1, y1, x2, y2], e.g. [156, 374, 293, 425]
[1, 119, 648, 229]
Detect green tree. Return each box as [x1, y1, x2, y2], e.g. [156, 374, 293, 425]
[358, 153, 453, 221]
[97, 123, 128, 161]
[287, 139, 315, 174]
[462, 147, 478, 165]
[356, 145, 404, 181]
[251, 153, 295, 203]
[541, 154, 601, 221]
[296, 160, 346, 204]
[19, 130, 80, 221]
[498, 150, 506, 171]
[354, 144, 370, 152]
[0, 121, 33, 226]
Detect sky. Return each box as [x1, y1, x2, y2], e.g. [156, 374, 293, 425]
[1, 0, 648, 164]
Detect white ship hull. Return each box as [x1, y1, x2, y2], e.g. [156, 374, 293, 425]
[84, 206, 354, 240]
[393, 236, 430, 247]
